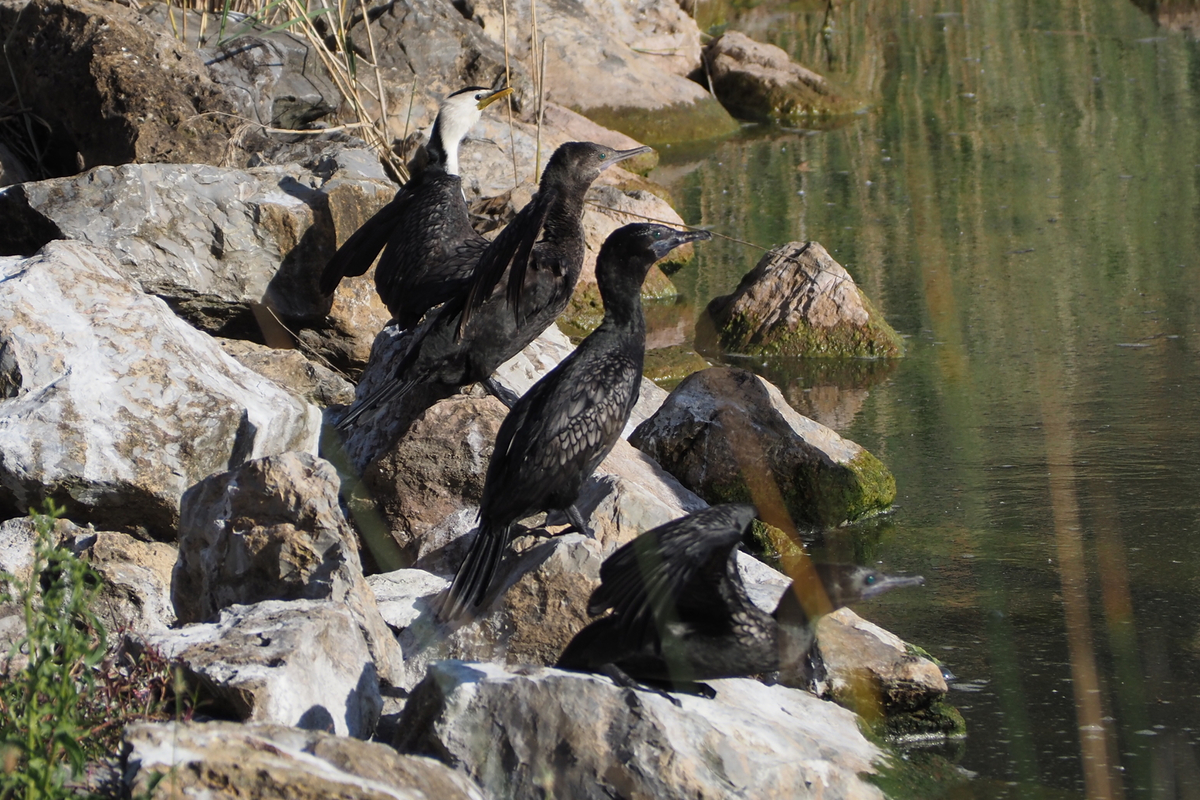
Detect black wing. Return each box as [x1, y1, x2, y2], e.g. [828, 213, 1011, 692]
[320, 188, 410, 294]
[457, 186, 557, 339]
[588, 504, 759, 652]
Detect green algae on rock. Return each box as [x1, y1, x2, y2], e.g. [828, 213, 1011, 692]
[704, 32, 868, 122]
[705, 241, 905, 359]
[581, 96, 741, 147]
[630, 367, 896, 528]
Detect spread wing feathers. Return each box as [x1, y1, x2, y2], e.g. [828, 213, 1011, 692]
[441, 520, 514, 620]
[457, 187, 557, 340]
[587, 504, 758, 650]
[319, 188, 411, 293]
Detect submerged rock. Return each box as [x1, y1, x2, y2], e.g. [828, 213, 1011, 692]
[630, 367, 895, 527]
[396, 661, 886, 800]
[704, 32, 865, 121]
[124, 721, 486, 800]
[0, 241, 320, 537]
[705, 240, 904, 359]
[145, 599, 382, 738]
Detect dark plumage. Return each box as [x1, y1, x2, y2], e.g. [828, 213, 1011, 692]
[557, 504, 925, 695]
[337, 141, 651, 430]
[319, 85, 512, 328]
[439, 223, 712, 620]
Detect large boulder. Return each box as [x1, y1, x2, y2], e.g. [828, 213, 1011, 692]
[0, 241, 320, 538]
[0, 150, 396, 334]
[470, 0, 738, 145]
[173, 452, 404, 685]
[219, 339, 355, 408]
[629, 367, 895, 527]
[125, 721, 487, 800]
[0, 0, 243, 177]
[144, 599, 382, 738]
[61, 527, 178, 637]
[704, 240, 904, 359]
[396, 662, 886, 800]
[704, 32, 865, 121]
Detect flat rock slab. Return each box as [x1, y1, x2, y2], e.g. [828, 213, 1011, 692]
[124, 720, 487, 800]
[0, 241, 320, 537]
[397, 662, 886, 800]
[705, 240, 904, 359]
[630, 367, 895, 527]
[145, 599, 382, 739]
[0, 152, 395, 326]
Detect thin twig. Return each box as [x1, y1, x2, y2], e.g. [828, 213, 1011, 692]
[535, 39, 546, 182]
[260, 306, 351, 378]
[530, 0, 538, 184]
[501, 0, 518, 188]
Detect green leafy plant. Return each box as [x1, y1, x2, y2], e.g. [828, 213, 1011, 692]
[0, 500, 106, 800]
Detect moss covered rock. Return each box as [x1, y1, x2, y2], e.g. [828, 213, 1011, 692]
[705, 241, 904, 359]
[629, 367, 896, 528]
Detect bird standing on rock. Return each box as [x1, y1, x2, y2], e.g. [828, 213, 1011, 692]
[439, 223, 713, 621]
[319, 84, 513, 329]
[557, 503, 924, 697]
[337, 140, 652, 431]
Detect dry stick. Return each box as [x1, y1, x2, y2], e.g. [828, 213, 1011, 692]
[530, 0, 538, 184]
[358, 0, 389, 141]
[260, 306, 349, 378]
[535, 40, 547, 182]
[402, 78, 417, 145]
[501, 0, 518, 188]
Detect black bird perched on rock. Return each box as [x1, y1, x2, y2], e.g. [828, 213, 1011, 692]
[319, 84, 513, 328]
[439, 223, 712, 620]
[557, 503, 924, 696]
[336, 140, 651, 430]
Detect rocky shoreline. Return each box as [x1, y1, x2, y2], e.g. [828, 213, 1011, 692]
[1, 1, 959, 797]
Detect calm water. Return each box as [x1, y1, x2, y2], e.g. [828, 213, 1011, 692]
[650, 1, 1200, 797]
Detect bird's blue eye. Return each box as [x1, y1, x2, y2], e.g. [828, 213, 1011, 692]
[865, 574, 876, 584]
[599, 154, 607, 160]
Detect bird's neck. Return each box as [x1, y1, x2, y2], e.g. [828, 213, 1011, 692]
[541, 179, 589, 240]
[597, 272, 647, 332]
[427, 117, 462, 176]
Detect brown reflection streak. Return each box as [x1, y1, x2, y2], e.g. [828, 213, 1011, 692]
[1037, 368, 1125, 800]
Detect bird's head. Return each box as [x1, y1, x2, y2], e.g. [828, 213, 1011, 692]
[595, 223, 712, 303]
[430, 85, 513, 173]
[541, 141, 653, 186]
[774, 563, 924, 626]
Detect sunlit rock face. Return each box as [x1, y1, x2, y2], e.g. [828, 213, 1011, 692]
[704, 240, 905, 359]
[396, 661, 887, 800]
[629, 367, 896, 528]
[0, 241, 320, 538]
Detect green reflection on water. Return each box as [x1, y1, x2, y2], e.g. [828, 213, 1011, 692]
[653, 1, 1200, 796]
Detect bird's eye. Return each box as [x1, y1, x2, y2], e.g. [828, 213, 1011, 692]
[599, 154, 607, 160]
[865, 574, 876, 585]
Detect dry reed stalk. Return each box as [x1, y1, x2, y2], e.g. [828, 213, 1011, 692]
[358, 0, 389, 141]
[501, 0, 518, 188]
[535, 40, 546, 182]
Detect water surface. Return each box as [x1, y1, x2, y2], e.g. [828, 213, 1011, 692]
[652, 2, 1200, 796]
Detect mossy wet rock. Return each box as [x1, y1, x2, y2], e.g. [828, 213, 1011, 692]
[0, 241, 320, 538]
[0, 0, 243, 177]
[630, 367, 896, 527]
[396, 662, 887, 800]
[818, 607, 961, 741]
[705, 241, 904, 359]
[124, 721, 487, 800]
[704, 32, 865, 121]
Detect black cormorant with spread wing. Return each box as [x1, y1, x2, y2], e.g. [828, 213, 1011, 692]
[336, 141, 651, 430]
[319, 85, 512, 328]
[557, 504, 924, 695]
[439, 223, 712, 620]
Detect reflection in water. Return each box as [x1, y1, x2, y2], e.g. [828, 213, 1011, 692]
[655, 0, 1200, 796]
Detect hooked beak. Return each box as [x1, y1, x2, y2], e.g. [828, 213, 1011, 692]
[650, 228, 713, 261]
[860, 573, 925, 601]
[605, 145, 653, 169]
[477, 86, 514, 110]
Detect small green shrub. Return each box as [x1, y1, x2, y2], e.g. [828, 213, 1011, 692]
[0, 500, 107, 800]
